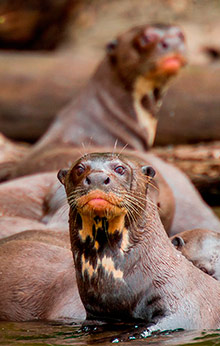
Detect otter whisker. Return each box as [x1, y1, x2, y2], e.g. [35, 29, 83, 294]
[123, 196, 153, 223]
[112, 139, 118, 155]
[123, 194, 147, 212]
[81, 142, 88, 156]
[131, 173, 158, 191]
[76, 148, 85, 157]
[118, 143, 128, 156]
[122, 202, 137, 226]
[125, 192, 160, 211]
[123, 200, 144, 220]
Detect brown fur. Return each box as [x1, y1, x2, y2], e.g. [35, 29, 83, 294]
[0, 240, 85, 321]
[0, 229, 70, 248]
[1, 24, 186, 181]
[61, 153, 220, 330]
[0, 216, 48, 240]
[0, 172, 57, 221]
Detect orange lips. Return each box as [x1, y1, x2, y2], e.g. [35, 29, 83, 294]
[77, 190, 124, 217]
[158, 55, 186, 74]
[87, 197, 113, 210]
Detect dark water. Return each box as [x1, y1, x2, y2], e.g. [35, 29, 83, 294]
[1, 321, 220, 346]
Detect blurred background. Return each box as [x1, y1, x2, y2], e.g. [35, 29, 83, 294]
[0, 0, 219, 205]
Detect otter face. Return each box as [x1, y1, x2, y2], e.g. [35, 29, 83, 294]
[58, 152, 156, 251]
[60, 153, 133, 218]
[107, 24, 186, 86]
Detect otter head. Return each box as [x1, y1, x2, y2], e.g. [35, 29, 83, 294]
[58, 152, 158, 322]
[171, 229, 220, 281]
[58, 152, 156, 249]
[107, 24, 186, 145]
[107, 24, 186, 84]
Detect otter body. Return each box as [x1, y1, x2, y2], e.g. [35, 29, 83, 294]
[1, 152, 220, 327]
[0, 240, 85, 321]
[59, 153, 220, 330]
[1, 23, 186, 181]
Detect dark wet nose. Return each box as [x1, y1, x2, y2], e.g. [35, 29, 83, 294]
[83, 172, 111, 187]
[160, 28, 185, 51]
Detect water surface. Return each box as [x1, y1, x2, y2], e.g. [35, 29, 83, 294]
[1, 321, 220, 346]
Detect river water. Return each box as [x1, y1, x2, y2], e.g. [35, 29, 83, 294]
[1, 320, 220, 346]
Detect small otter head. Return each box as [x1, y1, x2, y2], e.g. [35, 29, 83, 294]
[58, 152, 156, 252]
[171, 228, 220, 281]
[106, 24, 186, 147]
[107, 23, 186, 87]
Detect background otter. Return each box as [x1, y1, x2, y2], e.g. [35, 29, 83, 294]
[171, 228, 220, 281]
[0, 23, 186, 181]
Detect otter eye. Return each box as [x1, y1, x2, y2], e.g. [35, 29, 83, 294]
[134, 34, 152, 51]
[114, 165, 125, 175]
[139, 35, 151, 47]
[134, 30, 159, 52]
[75, 164, 85, 176]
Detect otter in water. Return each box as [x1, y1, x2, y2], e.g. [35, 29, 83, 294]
[1, 152, 220, 327]
[58, 153, 220, 330]
[171, 228, 220, 281]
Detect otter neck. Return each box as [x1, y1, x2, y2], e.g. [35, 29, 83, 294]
[90, 58, 163, 150]
[36, 57, 163, 152]
[69, 204, 180, 323]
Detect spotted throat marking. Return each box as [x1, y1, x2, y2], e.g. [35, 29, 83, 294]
[81, 253, 124, 281]
[78, 214, 131, 281]
[78, 213, 130, 251]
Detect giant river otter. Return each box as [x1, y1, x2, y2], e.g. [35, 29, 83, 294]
[0, 23, 186, 181]
[1, 153, 220, 329]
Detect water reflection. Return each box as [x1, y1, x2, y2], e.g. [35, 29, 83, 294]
[1, 321, 220, 346]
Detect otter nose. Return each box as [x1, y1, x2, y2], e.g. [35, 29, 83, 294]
[160, 28, 185, 52]
[83, 172, 111, 187]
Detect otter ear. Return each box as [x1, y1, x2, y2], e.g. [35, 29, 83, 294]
[106, 39, 118, 55]
[141, 166, 156, 178]
[171, 236, 185, 249]
[57, 169, 68, 185]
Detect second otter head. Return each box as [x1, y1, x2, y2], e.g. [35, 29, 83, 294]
[107, 23, 186, 87]
[171, 228, 220, 281]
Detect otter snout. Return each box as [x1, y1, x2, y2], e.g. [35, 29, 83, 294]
[83, 172, 111, 188]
